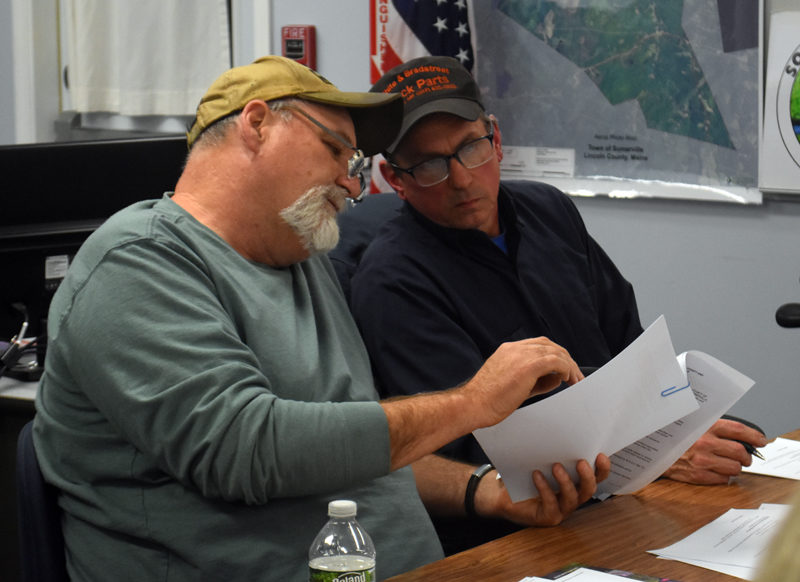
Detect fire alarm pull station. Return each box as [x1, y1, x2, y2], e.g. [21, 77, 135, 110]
[281, 25, 316, 69]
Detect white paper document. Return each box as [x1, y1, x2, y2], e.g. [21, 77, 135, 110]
[648, 505, 789, 580]
[519, 567, 636, 582]
[473, 316, 755, 502]
[743, 437, 800, 479]
[597, 349, 756, 498]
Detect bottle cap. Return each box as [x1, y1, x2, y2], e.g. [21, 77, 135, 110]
[328, 499, 357, 518]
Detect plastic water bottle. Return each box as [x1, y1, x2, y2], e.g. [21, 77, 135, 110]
[308, 499, 376, 582]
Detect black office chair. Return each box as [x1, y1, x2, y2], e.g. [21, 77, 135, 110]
[328, 192, 403, 303]
[16, 420, 69, 582]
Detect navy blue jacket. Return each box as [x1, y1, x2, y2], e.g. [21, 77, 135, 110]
[350, 180, 643, 463]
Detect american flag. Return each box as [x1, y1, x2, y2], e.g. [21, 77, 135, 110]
[369, 0, 476, 191]
[370, 0, 475, 82]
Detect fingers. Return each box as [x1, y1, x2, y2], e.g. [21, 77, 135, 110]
[700, 420, 767, 472]
[552, 463, 583, 510]
[711, 418, 768, 448]
[530, 461, 596, 524]
[515, 337, 581, 395]
[531, 469, 563, 525]
[696, 427, 757, 468]
[573, 459, 604, 504]
[471, 337, 580, 426]
[594, 453, 611, 482]
[505, 457, 603, 528]
[665, 455, 737, 485]
[664, 434, 751, 484]
[531, 372, 568, 394]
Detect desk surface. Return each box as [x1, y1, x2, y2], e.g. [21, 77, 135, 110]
[388, 429, 800, 582]
[0, 375, 37, 402]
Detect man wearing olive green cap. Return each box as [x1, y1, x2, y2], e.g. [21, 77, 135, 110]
[35, 55, 587, 580]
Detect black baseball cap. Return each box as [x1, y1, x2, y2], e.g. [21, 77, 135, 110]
[370, 56, 484, 153]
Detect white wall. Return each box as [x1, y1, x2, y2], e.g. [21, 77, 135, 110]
[269, 1, 372, 91]
[0, 0, 14, 144]
[573, 195, 800, 438]
[4, 0, 60, 144]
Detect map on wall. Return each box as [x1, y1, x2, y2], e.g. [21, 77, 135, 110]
[472, 0, 760, 203]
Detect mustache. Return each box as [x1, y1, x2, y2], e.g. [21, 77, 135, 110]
[325, 185, 350, 214]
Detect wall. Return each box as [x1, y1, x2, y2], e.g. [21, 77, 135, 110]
[572, 195, 800, 438]
[0, 0, 14, 144]
[270, 1, 372, 91]
[2, 0, 60, 145]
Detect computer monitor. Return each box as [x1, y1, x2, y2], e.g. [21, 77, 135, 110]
[0, 135, 187, 341]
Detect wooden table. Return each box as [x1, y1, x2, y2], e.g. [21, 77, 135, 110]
[388, 430, 800, 582]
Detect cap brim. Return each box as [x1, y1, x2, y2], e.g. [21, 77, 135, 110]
[387, 98, 483, 153]
[302, 91, 404, 156]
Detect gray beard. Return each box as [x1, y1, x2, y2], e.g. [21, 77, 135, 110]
[279, 184, 348, 255]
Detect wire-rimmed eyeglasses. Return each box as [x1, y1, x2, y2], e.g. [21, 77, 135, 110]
[279, 104, 367, 199]
[388, 133, 495, 188]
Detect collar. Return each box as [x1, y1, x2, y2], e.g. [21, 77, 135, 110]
[401, 184, 521, 252]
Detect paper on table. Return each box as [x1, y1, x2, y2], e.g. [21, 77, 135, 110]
[743, 437, 800, 479]
[657, 557, 751, 580]
[473, 316, 699, 502]
[596, 350, 755, 497]
[519, 568, 643, 581]
[648, 505, 789, 580]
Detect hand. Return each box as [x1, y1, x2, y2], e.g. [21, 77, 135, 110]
[662, 418, 768, 484]
[466, 337, 583, 428]
[381, 337, 580, 471]
[476, 453, 611, 527]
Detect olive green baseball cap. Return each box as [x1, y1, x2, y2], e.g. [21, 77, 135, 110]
[187, 55, 403, 155]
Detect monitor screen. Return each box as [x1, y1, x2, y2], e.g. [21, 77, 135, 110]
[0, 135, 187, 341]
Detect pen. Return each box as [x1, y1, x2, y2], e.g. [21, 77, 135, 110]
[720, 415, 766, 461]
[739, 440, 766, 461]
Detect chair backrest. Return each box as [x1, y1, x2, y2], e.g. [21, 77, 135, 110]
[16, 420, 69, 582]
[328, 192, 403, 302]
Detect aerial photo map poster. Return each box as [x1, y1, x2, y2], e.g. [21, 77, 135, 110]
[472, 0, 761, 203]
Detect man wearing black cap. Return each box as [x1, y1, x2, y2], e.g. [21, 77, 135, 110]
[33, 56, 593, 580]
[347, 56, 767, 554]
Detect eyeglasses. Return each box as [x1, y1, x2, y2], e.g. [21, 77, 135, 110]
[280, 104, 367, 199]
[389, 133, 495, 187]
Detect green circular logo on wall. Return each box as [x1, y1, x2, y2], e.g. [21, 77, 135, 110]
[777, 44, 800, 167]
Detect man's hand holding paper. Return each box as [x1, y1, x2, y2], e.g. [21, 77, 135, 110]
[473, 454, 611, 528]
[473, 316, 755, 503]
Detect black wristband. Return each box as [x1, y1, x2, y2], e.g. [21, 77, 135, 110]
[464, 463, 494, 518]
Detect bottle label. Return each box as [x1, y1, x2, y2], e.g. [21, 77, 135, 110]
[309, 567, 374, 582]
[309, 556, 375, 582]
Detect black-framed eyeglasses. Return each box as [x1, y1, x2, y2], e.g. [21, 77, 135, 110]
[389, 133, 495, 188]
[280, 104, 367, 199]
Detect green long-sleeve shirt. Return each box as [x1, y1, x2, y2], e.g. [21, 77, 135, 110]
[35, 194, 442, 581]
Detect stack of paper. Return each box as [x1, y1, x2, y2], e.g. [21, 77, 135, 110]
[648, 504, 789, 579]
[520, 571, 627, 581]
[472, 315, 755, 502]
[520, 566, 678, 581]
